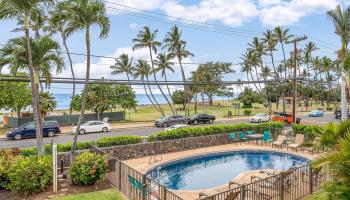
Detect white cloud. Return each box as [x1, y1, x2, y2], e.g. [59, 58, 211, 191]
[259, 0, 338, 26]
[161, 0, 259, 26]
[258, 0, 282, 7]
[128, 23, 139, 29]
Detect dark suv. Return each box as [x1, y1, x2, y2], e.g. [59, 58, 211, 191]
[334, 108, 350, 119]
[7, 121, 61, 140]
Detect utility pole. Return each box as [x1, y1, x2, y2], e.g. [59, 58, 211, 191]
[287, 36, 307, 123]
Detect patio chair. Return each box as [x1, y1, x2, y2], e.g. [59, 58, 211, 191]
[303, 137, 321, 154]
[247, 130, 253, 143]
[301, 167, 324, 185]
[272, 135, 286, 148]
[246, 189, 272, 200]
[239, 132, 248, 143]
[251, 168, 297, 191]
[258, 131, 272, 145]
[230, 133, 240, 144]
[287, 134, 304, 152]
[225, 191, 241, 200]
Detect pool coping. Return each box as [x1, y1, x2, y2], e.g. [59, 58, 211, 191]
[123, 143, 319, 199]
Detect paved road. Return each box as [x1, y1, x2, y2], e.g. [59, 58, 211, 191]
[0, 113, 338, 149]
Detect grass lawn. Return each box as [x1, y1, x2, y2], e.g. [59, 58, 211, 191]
[53, 189, 126, 200]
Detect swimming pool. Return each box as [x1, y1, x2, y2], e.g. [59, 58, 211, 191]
[147, 150, 309, 190]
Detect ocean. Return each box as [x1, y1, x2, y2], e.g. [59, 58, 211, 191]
[53, 93, 234, 110]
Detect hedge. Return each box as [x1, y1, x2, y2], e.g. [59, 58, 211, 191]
[20, 135, 142, 156]
[148, 122, 285, 141]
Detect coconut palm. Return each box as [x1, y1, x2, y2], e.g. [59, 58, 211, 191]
[132, 26, 174, 114]
[62, 0, 110, 163]
[262, 30, 278, 79]
[0, 0, 54, 155]
[164, 25, 194, 116]
[240, 49, 261, 92]
[110, 54, 134, 88]
[48, 1, 76, 115]
[133, 59, 164, 115]
[39, 91, 57, 117]
[327, 5, 350, 121]
[248, 37, 264, 91]
[154, 53, 175, 106]
[274, 26, 293, 79]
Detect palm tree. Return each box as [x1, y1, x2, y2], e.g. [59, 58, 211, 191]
[0, 36, 64, 87]
[48, 1, 76, 115]
[39, 91, 57, 117]
[62, 0, 110, 164]
[164, 25, 194, 116]
[327, 5, 350, 121]
[248, 37, 264, 91]
[110, 54, 134, 88]
[240, 49, 261, 92]
[0, 0, 53, 155]
[132, 26, 174, 114]
[154, 53, 175, 106]
[304, 42, 319, 79]
[133, 59, 164, 115]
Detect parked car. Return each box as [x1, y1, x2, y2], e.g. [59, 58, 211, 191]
[7, 121, 61, 140]
[72, 121, 112, 134]
[249, 113, 270, 123]
[187, 113, 215, 125]
[308, 110, 324, 117]
[334, 108, 350, 119]
[272, 112, 301, 124]
[165, 124, 188, 131]
[154, 115, 186, 128]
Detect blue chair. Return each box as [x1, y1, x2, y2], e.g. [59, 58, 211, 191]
[239, 132, 248, 142]
[230, 133, 239, 144]
[247, 130, 253, 142]
[259, 131, 272, 145]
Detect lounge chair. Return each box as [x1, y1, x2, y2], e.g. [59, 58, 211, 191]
[225, 191, 240, 200]
[230, 133, 239, 144]
[272, 135, 286, 148]
[251, 168, 297, 192]
[258, 131, 272, 145]
[287, 134, 304, 152]
[239, 132, 248, 142]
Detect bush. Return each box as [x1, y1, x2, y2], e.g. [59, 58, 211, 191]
[71, 152, 108, 186]
[326, 107, 333, 111]
[149, 122, 285, 141]
[0, 149, 20, 189]
[243, 110, 252, 116]
[7, 155, 52, 194]
[96, 135, 142, 147]
[292, 124, 316, 142]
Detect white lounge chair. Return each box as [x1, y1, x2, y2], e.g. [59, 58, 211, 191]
[287, 134, 304, 152]
[272, 135, 286, 148]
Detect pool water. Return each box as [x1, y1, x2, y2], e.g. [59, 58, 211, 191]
[147, 151, 309, 190]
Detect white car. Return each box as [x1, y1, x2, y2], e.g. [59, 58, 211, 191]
[249, 113, 270, 123]
[72, 121, 112, 134]
[165, 124, 188, 131]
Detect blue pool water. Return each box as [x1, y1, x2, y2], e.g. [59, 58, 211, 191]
[147, 151, 309, 190]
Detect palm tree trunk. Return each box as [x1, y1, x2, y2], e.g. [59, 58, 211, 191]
[341, 69, 347, 121]
[250, 70, 261, 93]
[24, 15, 44, 155]
[280, 42, 287, 113]
[71, 28, 91, 166]
[146, 75, 165, 115]
[62, 34, 75, 116]
[148, 48, 174, 114]
[142, 78, 161, 113]
[177, 56, 188, 117]
[126, 73, 131, 89]
[164, 73, 175, 107]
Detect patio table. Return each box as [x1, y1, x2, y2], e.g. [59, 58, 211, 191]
[248, 134, 263, 144]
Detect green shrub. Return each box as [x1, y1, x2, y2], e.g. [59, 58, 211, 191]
[7, 155, 52, 194]
[0, 149, 20, 189]
[71, 152, 108, 186]
[96, 135, 142, 147]
[149, 123, 284, 141]
[292, 124, 317, 142]
[326, 107, 333, 111]
[243, 110, 252, 115]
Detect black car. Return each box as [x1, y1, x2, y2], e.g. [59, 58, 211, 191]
[6, 121, 61, 140]
[334, 108, 350, 119]
[187, 114, 215, 125]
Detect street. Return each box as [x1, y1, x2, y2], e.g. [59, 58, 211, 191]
[0, 113, 338, 149]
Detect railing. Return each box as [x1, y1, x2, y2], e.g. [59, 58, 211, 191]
[91, 145, 183, 200]
[201, 164, 329, 200]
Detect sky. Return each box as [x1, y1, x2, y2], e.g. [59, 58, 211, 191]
[0, 0, 348, 94]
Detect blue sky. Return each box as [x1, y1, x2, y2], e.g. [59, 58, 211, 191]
[0, 0, 347, 94]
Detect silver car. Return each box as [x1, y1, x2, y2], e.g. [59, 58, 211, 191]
[154, 115, 186, 127]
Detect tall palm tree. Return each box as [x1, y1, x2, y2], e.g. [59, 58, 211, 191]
[240, 49, 261, 92]
[154, 53, 175, 107]
[304, 42, 319, 79]
[132, 26, 174, 114]
[62, 0, 110, 163]
[110, 54, 134, 88]
[39, 91, 57, 117]
[248, 37, 264, 91]
[48, 1, 76, 115]
[0, 0, 53, 155]
[0, 36, 64, 87]
[327, 5, 350, 121]
[164, 25, 194, 116]
[133, 59, 164, 115]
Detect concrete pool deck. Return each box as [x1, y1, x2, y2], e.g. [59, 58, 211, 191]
[123, 143, 319, 200]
